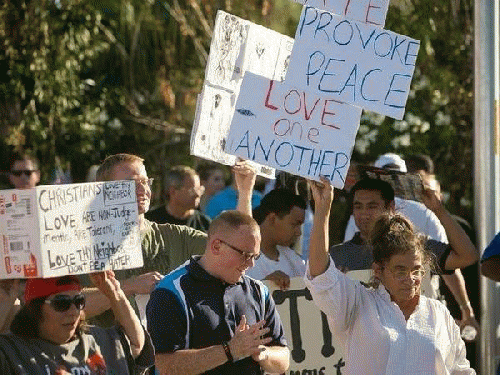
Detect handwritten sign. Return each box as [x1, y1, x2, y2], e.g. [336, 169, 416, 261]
[266, 272, 370, 374]
[226, 72, 362, 187]
[191, 10, 294, 177]
[285, 6, 420, 119]
[357, 165, 424, 201]
[291, 0, 390, 27]
[191, 85, 236, 164]
[0, 181, 142, 278]
[204, 11, 248, 92]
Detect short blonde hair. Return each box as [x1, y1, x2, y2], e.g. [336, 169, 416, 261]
[96, 154, 144, 181]
[208, 211, 259, 239]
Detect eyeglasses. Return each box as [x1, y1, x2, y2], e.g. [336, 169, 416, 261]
[133, 178, 154, 188]
[11, 170, 37, 177]
[45, 293, 86, 312]
[387, 267, 426, 282]
[219, 239, 260, 262]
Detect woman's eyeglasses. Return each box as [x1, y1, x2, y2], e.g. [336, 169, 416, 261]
[45, 293, 86, 312]
[388, 267, 426, 282]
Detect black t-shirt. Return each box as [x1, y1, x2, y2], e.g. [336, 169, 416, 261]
[146, 205, 211, 233]
[0, 326, 154, 374]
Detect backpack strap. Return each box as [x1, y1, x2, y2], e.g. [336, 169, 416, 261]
[116, 328, 138, 375]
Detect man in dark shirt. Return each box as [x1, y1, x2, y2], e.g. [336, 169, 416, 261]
[330, 178, 477, 276]
[146, 165, 211, 232]
[147, 210, 290, 375]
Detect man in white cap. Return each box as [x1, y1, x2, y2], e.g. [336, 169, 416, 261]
[373, 152, 408, 172]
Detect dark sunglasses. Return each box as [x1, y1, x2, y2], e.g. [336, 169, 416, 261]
[11, 170, 37, 177]
[44, 293, 86, 312]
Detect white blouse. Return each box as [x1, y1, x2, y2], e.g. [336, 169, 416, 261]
[304, 261, 475, 375]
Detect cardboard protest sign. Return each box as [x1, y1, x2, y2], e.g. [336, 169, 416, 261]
[203, 11, 295, 91]
[291, 0, 390, 27]
[0, 181, 142, 278]
[191, 10, 293, 177]
[357, 165, 424, 201]
[191, 85, 236, 164]
[285, 6, 420, 119]
[243, 23, 295, 82]
[226, 72, 362, 187]
[204, 11, 248, 92]
[265, 272, 370, 374]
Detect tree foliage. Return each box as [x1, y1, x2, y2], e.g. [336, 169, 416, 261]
[0, 0, 475, 222]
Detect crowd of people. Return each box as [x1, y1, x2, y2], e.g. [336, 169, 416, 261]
[0, 149, 498, 374]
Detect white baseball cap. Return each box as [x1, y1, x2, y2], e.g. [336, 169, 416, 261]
[374, 153, 407, 173]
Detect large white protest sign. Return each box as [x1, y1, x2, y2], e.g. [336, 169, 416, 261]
[191, 10, 293, 177]
[266, 272, 371, 374]
[0, 181, 142, 278]
[204, 12, 248, 92]
[291, 0, 390, 27]
[243, 23, 295, 82]
[191, 85, 236, 163]
[226, 72, 362, 187]
[285, 6, 420, 119]
[203, 11, 294, 91]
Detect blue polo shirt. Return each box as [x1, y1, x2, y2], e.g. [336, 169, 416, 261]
[146, 256, 287, 375]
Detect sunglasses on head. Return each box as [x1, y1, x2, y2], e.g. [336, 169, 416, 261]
[11, 170, 36, 177]
[44, 293, 86, 312]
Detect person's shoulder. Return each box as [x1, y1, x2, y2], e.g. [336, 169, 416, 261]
[330, 236, 365, 253]
[0, 333, 28, 346]
[156, 260, 192, 291]
[396, 198, 442, 226]
[145, 205, 166, 221]
[252, 190, 263, 199]
[277, 245, 305, 263]
[194, 210, 211, 222]
[242, 275, 270, 295]
[204, 187, 236, 217]
[211, 186, 235, 200]
[277, 245, 298, 255]
[395, 197, 428, 215]
[424, 238, 448, 250]
[482, 231, 500, 261]
[153, 220, 207, 237]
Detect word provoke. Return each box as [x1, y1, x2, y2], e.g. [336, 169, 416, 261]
[286, 6, 420, 119]
[298, 6, 418, 66]
[233, 130, 348, 183]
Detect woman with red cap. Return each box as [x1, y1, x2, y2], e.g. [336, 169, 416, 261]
[0, 271, 154, 374]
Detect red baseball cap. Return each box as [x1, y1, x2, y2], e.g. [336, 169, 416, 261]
[25, 275, 81, 303]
